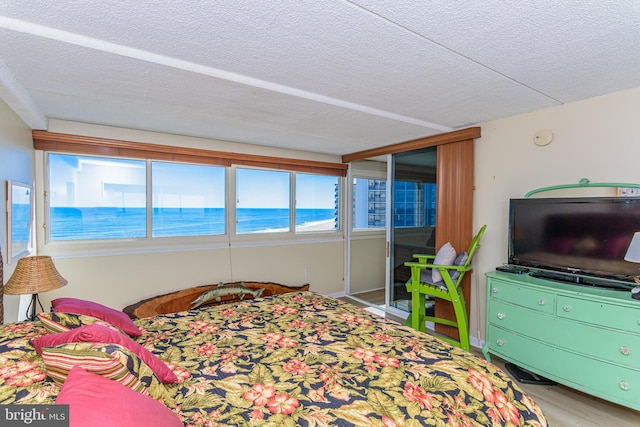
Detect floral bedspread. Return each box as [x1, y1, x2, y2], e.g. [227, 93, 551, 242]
[0, 292, 547, 426]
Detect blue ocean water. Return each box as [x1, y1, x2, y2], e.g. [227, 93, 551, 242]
[11, 204, 31, 243]
[49, 207, 336, 240]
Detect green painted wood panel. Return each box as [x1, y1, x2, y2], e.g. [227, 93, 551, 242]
[556, 295, 640, 333]
[484, 272, 640, 411]
[489, 299, 640, 368]
[488, 281, 555, 314]
[487, 324, 640, 409]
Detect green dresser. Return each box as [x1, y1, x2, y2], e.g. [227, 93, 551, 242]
[483, 271, 640, 410]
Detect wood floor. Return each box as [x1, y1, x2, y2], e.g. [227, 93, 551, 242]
[341, 294, 640, 426]
[486, 355, 640, 427]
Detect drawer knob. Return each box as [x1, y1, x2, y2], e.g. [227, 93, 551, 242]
[496, 339, 505, 347]
[619, 380, 630, 391]
[497, 313, 505, 320]
[563, 305, 571, 312]
[538, 299, 545, 306]
[620, 346, 631, 356]
[492, 287, 500, 294]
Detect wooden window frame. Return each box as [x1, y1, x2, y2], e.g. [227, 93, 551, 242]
[32, 131, 348, 177]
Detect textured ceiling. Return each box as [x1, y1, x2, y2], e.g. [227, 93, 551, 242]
[0, 1, 639, 156]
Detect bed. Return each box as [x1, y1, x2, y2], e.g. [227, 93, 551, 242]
[0, 291, 547, 426]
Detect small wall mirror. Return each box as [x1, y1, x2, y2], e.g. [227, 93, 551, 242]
[6, 180, 33, 263]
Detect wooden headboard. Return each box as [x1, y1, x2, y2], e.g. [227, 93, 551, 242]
[123, 281, 310, 319]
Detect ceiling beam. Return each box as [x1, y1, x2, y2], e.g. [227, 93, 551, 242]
[0, 15, 451, 133]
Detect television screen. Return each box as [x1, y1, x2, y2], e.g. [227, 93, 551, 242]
[508, 197, 640, 289]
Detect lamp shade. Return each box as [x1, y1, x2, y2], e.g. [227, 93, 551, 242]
[624, 232, 640, 263]
[4, 256, 67, 295]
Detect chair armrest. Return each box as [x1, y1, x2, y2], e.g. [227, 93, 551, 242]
[404, 262, 469, 272]
[411, 254, 436, 263]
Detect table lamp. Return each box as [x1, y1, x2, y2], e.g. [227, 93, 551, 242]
[624, 232, 640, 299]
[4, 256, 67, 320]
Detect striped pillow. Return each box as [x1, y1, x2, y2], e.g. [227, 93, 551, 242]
[32, 324, 178, 384]
[40, 342, 163, 396]
[38, 312, 125, 335]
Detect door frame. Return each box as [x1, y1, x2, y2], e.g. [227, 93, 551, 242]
[344, 127, 481, 325]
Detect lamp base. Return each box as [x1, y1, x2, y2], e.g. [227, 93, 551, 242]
[25, 294, 43, 321]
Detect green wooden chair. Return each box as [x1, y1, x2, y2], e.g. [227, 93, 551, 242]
[404, 225, 486, 351]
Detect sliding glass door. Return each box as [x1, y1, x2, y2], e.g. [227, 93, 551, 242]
[388, 147, 437, 313]
[346, 149, 437, 316]
[345, 128, 475, 326]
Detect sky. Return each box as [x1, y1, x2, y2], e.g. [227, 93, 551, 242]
[49, 154, 337, 209]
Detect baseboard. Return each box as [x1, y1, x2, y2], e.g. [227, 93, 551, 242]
[326, 291, 346, 299]
[470, 336, 484, 352]
[349, 287, 386, 295]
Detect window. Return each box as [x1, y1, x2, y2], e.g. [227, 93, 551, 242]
[424, 182, 437, 227]
[295, 173, 339, 232]
[393, 181, 435, 227]
[7, 181, 33, 261]
[393, 181, 436, 227]
[235, 169, 340, 234]
[152, 162, 226, 237]
[352, 178, 386, 229]
[48, 154, 147, 240]
[45, 153, 341, 245]
[351, 178, 437, 230]
[235, 168, 291, 234]
[47, 154, 226, 240]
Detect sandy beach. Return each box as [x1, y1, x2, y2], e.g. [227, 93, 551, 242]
[261, 218, 336, 233]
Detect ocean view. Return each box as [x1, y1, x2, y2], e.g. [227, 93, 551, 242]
[49, 207, 337, 240]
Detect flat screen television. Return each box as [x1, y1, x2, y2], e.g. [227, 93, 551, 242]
[508, 197, 640, 290]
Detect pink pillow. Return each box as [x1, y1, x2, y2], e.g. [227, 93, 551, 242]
[52, 297, 141, 337]
[32, 324, 178, 384]
[56, 366, 183, 427]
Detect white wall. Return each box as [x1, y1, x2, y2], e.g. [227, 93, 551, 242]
[349, 236, 386, 294]
[43, 241, 345, 312]
[472, 86, 640, 341]
[0, 99, 34, 322]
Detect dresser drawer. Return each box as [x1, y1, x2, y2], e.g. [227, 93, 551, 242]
[486, 325, 640, 410]
[557, 321, 640, 369]
[488, 280, 555, 314]
[488, 299, 640, 368]
[556, 295, 640, 333]
[487, 299, 554, 334]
